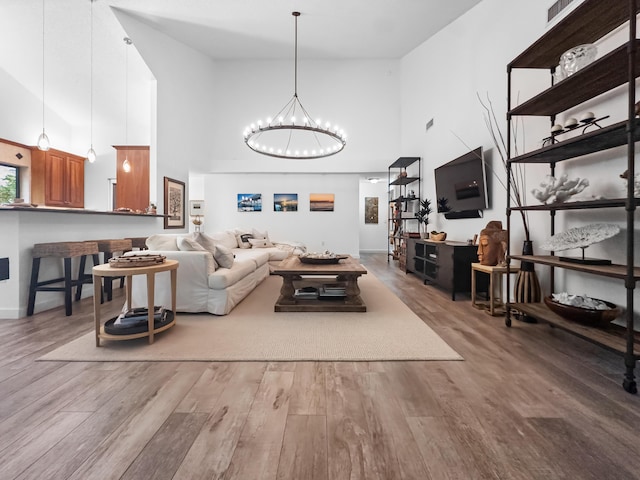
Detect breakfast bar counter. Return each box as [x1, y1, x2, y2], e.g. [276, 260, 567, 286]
[0, 207, 171, 319]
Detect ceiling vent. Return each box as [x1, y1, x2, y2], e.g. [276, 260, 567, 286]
[547, 0, 585, 27]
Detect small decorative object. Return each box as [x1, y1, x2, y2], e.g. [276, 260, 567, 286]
[540, 223, 620, 265]
[559, 43, 597, 77]
[551, 124, 564, 133]
[620, 169, 640, 197]
[580, 111, 595, 123]
[146, 203, 157, 214]
[299, 251, 348, 264]
[430, 231, 447, 242]
[108, 254, 166, 268]
[414, 198, 432, 239]
[544, 293, 621, 326]
[477, 220, 507, 266]
[531, 174, 589, 204]
[564, 117, 578, 128]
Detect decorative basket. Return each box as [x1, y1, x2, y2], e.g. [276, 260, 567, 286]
[543, 296, 621, 327]
[108, 254, 166, 268]
[430, 232, 447, 242]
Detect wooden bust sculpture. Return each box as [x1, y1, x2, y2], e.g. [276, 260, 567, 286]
[477, 220, 508, 266]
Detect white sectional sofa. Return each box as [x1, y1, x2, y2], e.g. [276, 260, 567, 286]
[127, 229, 306, 315]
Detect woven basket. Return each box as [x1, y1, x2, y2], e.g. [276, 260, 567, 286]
[430, 232, 447, 242]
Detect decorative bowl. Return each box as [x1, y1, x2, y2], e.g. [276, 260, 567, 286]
[430, 232, 447, 242]
[543, 295, 621, 326]
[299, 254, 348, 265]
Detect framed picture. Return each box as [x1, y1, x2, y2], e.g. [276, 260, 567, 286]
[237, 193, 262, 212]
[365, 196, 379, 224]
[189, 200, 205, 216]
[310, 193, 334, 211]
[164, 176, 185, 229]
[274, 193, 298, 212]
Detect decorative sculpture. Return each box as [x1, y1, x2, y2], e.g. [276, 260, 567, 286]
[531, 174, 589, 204]
[540, 223, 620, 265]
[477, 220, 508, 266]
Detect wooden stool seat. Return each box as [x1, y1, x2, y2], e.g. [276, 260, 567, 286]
[124, 237, 148, 250]
[28, 241, 100, 317]
[87, 239, 133, 301]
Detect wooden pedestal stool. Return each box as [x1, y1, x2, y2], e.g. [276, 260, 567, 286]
[88, 239, 133, 301]
[27, 241, 100, 316]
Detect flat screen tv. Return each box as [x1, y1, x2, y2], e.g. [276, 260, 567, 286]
[434, 147, 488, 219]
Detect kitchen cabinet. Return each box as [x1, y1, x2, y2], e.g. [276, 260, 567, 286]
[31, 148, 85, 208]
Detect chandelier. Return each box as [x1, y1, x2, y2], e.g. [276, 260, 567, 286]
[243, 12, 346, 160]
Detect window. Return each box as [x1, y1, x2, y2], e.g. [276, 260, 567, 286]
[0, 163, 20, 203]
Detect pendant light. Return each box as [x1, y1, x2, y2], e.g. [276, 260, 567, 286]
[243, 12, 346, 159]
[122, 36, 132, 173]
[37, 0, 50, 151]
[86, 0, 96, 163]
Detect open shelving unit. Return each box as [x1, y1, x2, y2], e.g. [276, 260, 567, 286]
[505, 0, 639, 393]
[387, 157, 421, 267]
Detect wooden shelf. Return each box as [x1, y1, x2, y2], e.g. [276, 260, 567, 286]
[510, 43, 640, 117]
[510, 198, 640, 211]
[509, 255, 640, 280]
[509, 0, 639, 69]
[389, 176, 419, 186]
[508, 302, 639, 358]
[508, 121, 640, 164]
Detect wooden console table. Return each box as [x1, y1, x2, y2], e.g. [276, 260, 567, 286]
[272, 256, 367, 312]
[92, 259, 178, 346]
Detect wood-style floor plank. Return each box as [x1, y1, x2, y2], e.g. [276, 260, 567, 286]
[0, 253, 640, 480]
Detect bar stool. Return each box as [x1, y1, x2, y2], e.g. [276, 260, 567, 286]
[88, 239, 133, 301]
[27, 241, 100, 317]
[124, 237, 149, 251]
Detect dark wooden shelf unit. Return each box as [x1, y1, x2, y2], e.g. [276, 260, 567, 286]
[510, 198, 640, 211]
[509, 121, 640, 164]
[388, 157, 421, 266]
[505, 0, 638, 393]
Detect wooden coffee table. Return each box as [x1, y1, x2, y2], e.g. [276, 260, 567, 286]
[272, 255, 367, 312]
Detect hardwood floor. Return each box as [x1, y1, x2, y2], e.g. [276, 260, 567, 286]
[1, 252, 640, 479]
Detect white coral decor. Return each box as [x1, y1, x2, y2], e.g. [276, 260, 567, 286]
[531, 174, 589, 204]
[552, 292, 611, 310]
[540, 223, 620, 252]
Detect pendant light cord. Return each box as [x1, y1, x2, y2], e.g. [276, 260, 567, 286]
[293, 11, 299, 97]
[42, 0, 45, 133]
[89, 0, 93, 146]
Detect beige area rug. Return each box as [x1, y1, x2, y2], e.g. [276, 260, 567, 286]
[39, 272, 462, 362]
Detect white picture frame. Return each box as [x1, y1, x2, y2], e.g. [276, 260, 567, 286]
[190, 200, 205, 216]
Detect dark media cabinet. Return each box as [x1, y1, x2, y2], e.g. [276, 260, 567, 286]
[406, 239, 487, 300]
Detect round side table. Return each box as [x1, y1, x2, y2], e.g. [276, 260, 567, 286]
[92, 259, 179, 346]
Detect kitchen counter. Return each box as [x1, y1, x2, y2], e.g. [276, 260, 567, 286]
[0, 208, 183, 319]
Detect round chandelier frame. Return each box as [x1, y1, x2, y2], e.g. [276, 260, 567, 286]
[243, 12, 346, 160]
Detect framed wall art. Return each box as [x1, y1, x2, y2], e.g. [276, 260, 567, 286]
[310, 193, 334, 211]
[365, 196, 379, 224]
[274, 193, 298, 212]
[237, 193, 262, 212]
[163, 176, 185, 229]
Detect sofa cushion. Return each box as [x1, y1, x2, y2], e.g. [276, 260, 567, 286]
[248, 238, 273, 248]
[234, 248, 270, 268]
[146, 234, 179, 251]
[208, 259, 256, 289]
[177, 235, 205, 251]
[236, 232, 253, 249]
[207, 230, 238, 249]
[214, 244, 234, 268]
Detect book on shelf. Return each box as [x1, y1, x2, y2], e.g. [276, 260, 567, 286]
[294, 286, 318, 299]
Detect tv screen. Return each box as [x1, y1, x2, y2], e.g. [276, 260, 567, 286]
[434, 147, 488, 216]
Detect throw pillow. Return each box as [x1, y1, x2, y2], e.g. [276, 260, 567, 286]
[193, 232, 218, 253]
[213, 244, 234, 268]
[235, 232, 253, 249]
[207, 230, 238, 249]
[251, 228, 269, 240]
[248, 238, 270, 248]
[146, 234, 179, 251]
[177, 235, 206, 251]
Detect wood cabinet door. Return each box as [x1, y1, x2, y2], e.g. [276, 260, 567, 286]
[65, 156, 85, 208]
[44, 151, 67, 207]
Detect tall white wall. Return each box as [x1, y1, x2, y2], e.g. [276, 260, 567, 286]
[400, 0, 639, 313]
[359, 177, 389, 252]
[200, 173, 360, 256]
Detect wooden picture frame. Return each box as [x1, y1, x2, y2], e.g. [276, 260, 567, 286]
[163, 176, 185, 229]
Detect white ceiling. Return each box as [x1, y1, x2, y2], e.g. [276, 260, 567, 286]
[1, 0, 482, 138]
